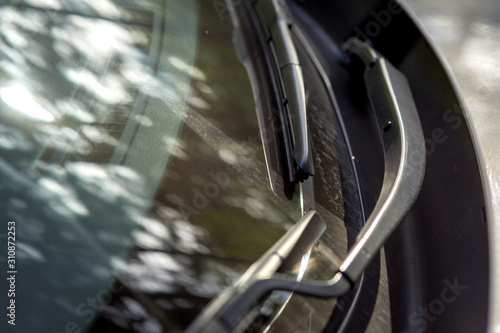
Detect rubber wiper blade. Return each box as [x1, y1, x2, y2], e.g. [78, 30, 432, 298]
[253, 0, 313, 180]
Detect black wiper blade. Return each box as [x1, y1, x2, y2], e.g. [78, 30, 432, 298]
[253, 0, 313, 180]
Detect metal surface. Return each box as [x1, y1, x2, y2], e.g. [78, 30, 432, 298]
[341, 38, 426, 282]
[399, 1, 500, 332]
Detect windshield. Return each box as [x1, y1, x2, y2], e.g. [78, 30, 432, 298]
[0, 0, 302, 332]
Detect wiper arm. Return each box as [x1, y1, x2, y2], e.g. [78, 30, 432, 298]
[185, 210, 326, 333]
[253, 0, 313, 180]
[186, 38, 426, 333]
[339, 37, 426, 279]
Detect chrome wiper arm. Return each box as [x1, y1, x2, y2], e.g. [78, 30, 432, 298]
[340, 38, 426, 281]
[253, 0, 313, 180]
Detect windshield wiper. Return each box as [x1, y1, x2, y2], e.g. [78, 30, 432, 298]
[186, 37, 426, 333]
[253, 0, 314, 181]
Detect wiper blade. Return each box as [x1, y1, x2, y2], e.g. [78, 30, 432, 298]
[253, 0, 313, 180]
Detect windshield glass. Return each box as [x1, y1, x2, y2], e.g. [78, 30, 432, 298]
[0, 1, 302, 332]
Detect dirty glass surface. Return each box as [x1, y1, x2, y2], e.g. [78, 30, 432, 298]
[0, 0, 303, 332]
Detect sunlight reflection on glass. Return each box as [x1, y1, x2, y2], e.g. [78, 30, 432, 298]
[0, 124, 33, 151]
[173, 220, 210, 254]
[81, 125, 118, 145]
[1, 85, 56, 122]
[66, 163, 146, 205]
[189, 95, 211, 109]
[169, 56, 207, 81]
[37, 177, 90, 217]
[25, 0, 63, 10]
[17, 241, 46, 263]
[133, 230, 164, 250]
[138, 252, 183, 272]
[140, 217, 171, 241]
[69, 0, 121, 18]
[34, 124, 91, 154]
[62, 68, 131, 104]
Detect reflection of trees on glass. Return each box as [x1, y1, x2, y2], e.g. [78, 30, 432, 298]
[0, 1, 302, 332]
